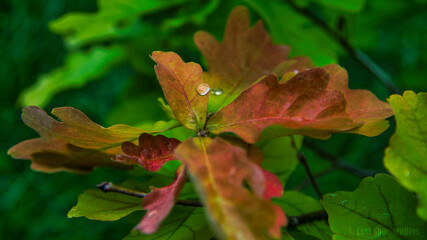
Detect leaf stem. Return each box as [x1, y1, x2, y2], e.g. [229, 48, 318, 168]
[291, 137, 323, 199]
[96, 182, 203, 207]
[286, 0, 400, 94]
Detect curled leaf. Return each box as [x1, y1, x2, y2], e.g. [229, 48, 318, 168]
[152, 51, 208, 131]
[8, 106, 178, 173]
[137, 165, 187, 234]
[114, 133, 181, 172]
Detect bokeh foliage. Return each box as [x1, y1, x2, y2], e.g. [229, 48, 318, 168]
[1, 0, 426, 239]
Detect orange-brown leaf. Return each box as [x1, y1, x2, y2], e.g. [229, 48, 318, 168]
[324, 64, 394, 136]
[152, 51, 208, 131]
[194, 6, 290, 112]
[8, 106, 176, 173]
[174, 137, 286, 240]
[207, 69, 352, 143]
[207, 66, 393, 143]
[137, 165, 187, 234]
[114, 133, 181, 172]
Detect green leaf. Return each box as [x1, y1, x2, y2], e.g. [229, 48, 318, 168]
[321, 174, 427, 239]
[257, 136, 302, 185]
[385, 91, 427, 221]
[245, 0, 342, 65]
[49, 0, 190, 48]
[312, 0, 366, 13]
[18, 45, 126, 107]
[123, 207, 214, 240]
[161, 0, 220, 31]
[68, 182, 144, 221]
[275, 191, 332, 240]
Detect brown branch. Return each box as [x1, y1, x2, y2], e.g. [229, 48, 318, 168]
[97, 181, 328, 228]
[287, 210, 328, 228]
[97, 182, 203, 207]
[291, 137, 323, 199]
[286, 0, 400, 94]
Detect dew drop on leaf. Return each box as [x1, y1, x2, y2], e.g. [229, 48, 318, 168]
[341, 200, 348, 206]
[211, 88, 223, 96]
[196, 82, 210, 96]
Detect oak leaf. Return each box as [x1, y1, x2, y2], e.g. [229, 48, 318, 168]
[152, 51, 208, 131]
[8, 106, 178, 173]
[175, 137, 286, 240]
[137, 165, 187, 234]
[114, 133, 181, 172]
[324, 64, 394, 136]
[194, 6, 290, 112]
[207, 67, 393, 143]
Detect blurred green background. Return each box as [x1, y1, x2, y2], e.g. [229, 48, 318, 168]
[1, 0, 426, 239]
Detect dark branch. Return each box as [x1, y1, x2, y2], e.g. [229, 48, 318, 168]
[303, 140, 386, 178]
[294, 167, 335, 191]
[97, 181, 328, 228]
[286, 0, 400, 94]
[291, 137, 323, 199]
[287, 210, 328, 228]
[96, 182, 203, 207]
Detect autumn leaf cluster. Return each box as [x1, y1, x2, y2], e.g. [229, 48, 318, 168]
[9, 6, 427, 240]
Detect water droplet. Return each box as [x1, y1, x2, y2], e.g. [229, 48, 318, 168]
[211, 88, 223, 96]
[327, 194, 336, 197]
[293, 69, 300, 74]
[341, 200, 348, 206]
[196, 83, 210, 96]
[147, 210, 157, 217]
[405, 170, 411, 177]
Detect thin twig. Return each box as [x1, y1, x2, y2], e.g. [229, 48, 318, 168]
[287, 210, 328, 228]
[291, 137, 323, 199]
[286, 0, 400, 94]
[294, 167, 335, 191]
[97, 181, 329, 228]
[303, 139, 386, 178]
[97, 182, 203, 207]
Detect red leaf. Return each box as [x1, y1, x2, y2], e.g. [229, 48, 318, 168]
[194, 6, 290, 112]
[137, 165, 187, 234]
[223, 136, 284, 199]
[175, 137, 286, 239]
[152, 51, 208, 131]
[262, 169, 284, 199]
[114, 133, 181, 172]
[8, 106, 177, 173]
[207, 67, 393, 143]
